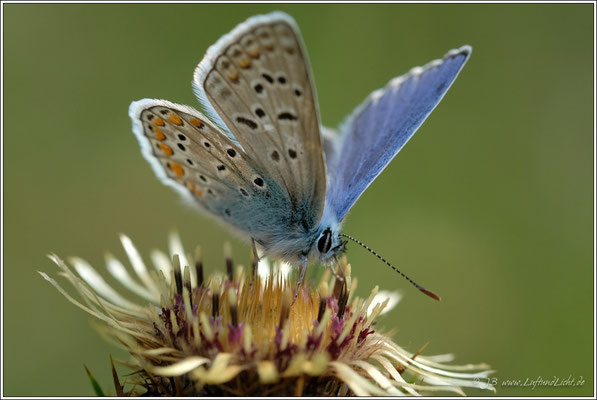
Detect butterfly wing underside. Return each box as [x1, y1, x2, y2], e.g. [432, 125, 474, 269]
[129, 99, 292, 237]
[325, 46, 472, 222]
[193, 12, 327, 230]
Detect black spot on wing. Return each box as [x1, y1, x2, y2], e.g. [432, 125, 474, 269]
[262, 73, 274, 84]
[236, 116, 258, 129]
[278, 112, 297, 121]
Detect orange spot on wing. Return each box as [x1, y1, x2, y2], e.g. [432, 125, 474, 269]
[238, 58, 251, 69]
[248, 49, 260, 59]
[167, 113, 183, 125]
[168, 162, 184, 177]
[153, 117, 165, 127]
[159, 143, 173, 156]
[190, 117, 204, 128]
[154, 127, 166, 141]
[185, 181, 202, 197]
[228, 71, 239, 82]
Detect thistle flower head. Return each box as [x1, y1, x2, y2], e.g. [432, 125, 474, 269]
[41, 233, 494, 396]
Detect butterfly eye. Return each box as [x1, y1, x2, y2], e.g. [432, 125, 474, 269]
[317, 228, 332, 254]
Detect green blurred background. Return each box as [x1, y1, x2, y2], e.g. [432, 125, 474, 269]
[3, 3, 593, 396]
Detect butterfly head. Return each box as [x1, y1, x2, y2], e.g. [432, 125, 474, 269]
[314, 227, 347, 264]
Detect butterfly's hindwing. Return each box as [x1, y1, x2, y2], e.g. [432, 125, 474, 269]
[193, 13, 326, 231]
[131, 100, 290, 236]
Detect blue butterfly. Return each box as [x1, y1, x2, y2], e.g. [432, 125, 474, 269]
[129, 12, 470, 299]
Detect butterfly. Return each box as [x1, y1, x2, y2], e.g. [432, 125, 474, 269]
[129, 11, 471, 299]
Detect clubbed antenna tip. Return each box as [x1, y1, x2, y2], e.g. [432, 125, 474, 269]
[339, 233, 442, 302]
[420, 288, 441, 301]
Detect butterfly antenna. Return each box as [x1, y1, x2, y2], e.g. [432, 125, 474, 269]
[339, 233, 441, 301]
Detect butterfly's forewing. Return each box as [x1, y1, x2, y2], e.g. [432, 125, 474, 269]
[129, 99, 288, 235]
[320, 126, 340, 183]
[325, 46, 472, 222]
[193, 12, 326, 229]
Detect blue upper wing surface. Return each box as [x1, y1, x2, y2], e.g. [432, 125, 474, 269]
[324, 46, 471, 223]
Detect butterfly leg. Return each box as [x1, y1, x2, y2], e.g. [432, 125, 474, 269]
[331, 256, 346, 282]
[251, 238, 261, 263]
[329, 264, 342, 281]
[292, 258, 309, 305]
